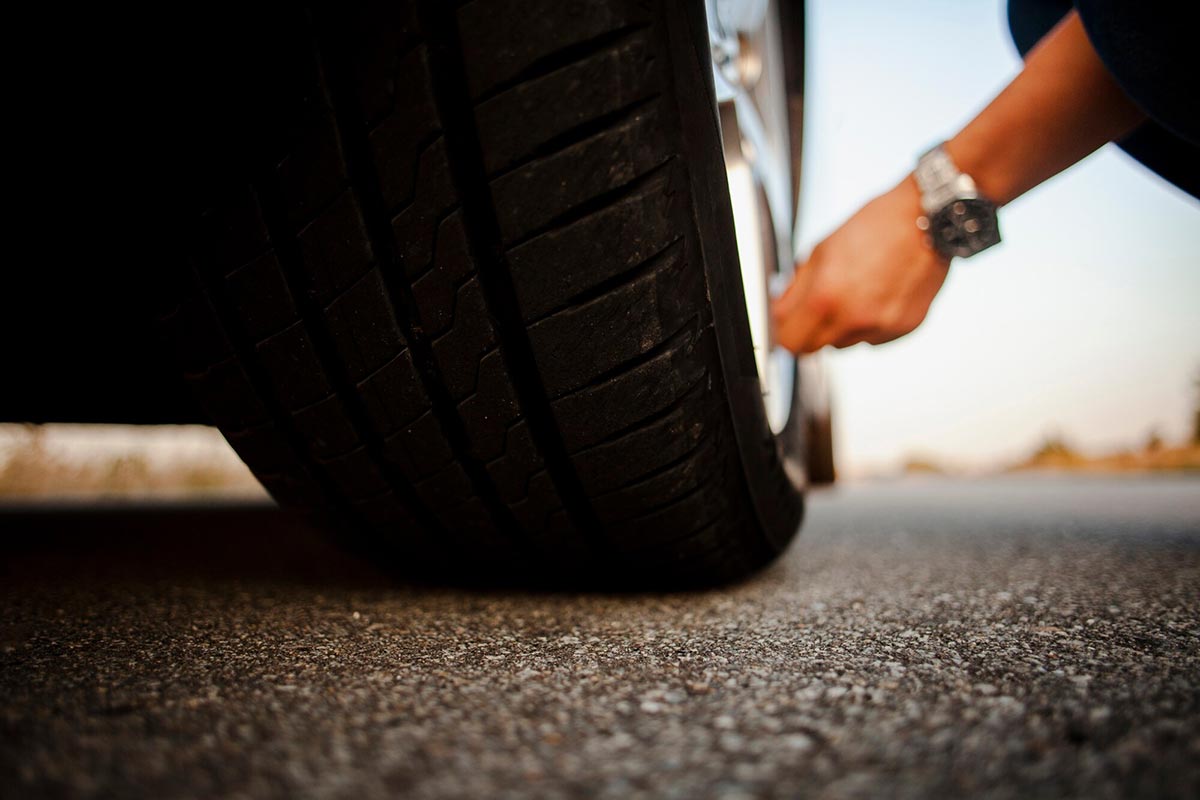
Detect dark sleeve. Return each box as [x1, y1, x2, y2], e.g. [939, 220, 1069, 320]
[1007, 0, 1199, 199]
[1075, 0, 1198, 147]
[1006, 0, 1074, 58]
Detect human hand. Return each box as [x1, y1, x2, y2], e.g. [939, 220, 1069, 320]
[771, 178, 951, 354]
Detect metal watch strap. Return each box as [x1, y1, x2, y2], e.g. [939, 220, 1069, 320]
[914, 144, 979, 212]
[913, 143, 1002, 260]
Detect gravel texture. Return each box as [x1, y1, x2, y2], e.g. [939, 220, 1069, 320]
[2, 475, 1198, 799]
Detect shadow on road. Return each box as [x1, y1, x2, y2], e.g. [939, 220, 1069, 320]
[0, 502, 391, 589]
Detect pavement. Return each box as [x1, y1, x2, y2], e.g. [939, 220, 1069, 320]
[1, 475, 1198, 799]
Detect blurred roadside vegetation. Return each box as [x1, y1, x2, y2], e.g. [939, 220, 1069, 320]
[1009, 432, 1200, 474]
[900, 368, 1200, 476]
[1009, 368, 1200, 473]
[0, 424, 265, 501]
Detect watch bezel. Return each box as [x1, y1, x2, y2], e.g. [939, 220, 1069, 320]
[925, 197, 1000, 259]
[914, 144, 1002, 260]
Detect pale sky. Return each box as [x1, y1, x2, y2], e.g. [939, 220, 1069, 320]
[795, 0, 1200, 476]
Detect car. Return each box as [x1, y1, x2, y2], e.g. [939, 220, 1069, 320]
[1, 0, 833, 586]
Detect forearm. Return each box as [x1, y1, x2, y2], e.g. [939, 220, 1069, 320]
[772, 9, 1152, 355]
[945, 10, 1144, 206]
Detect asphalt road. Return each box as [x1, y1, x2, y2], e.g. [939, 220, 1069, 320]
[2, 475, 1198, 799]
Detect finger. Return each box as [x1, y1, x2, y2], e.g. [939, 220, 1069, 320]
[801, 330, 837, 353]
[777, 297, 830, 354]
[814, 303, 878, 351]
[770, 259, 816, 324]
[832, 327, 876, 349]
[863, 328, 905, 346]
[833, 317, 909, 348]
[798, 314, 847, 353]
[771, 263, 828, 354]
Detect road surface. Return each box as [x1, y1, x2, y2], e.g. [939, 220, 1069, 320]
[2, 475, 1198, 798]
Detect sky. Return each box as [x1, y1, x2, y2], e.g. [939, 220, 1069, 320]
[794, 0, 1200, 476]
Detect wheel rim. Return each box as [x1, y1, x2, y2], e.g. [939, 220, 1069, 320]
[708, 0, 796, 435]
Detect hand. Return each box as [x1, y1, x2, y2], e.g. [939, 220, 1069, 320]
[771, 178, 950, 354]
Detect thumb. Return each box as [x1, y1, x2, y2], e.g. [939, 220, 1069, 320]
[771, 258, 823, 354]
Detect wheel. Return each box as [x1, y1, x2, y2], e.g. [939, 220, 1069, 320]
[709, 0, 835, 487]
[160, 0, 807, 586]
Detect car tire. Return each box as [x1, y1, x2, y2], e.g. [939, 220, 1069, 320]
[161, 0, 804, 586]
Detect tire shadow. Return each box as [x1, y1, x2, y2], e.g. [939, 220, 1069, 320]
[0, 501, 777, 597]
[0, 502, 392, 590]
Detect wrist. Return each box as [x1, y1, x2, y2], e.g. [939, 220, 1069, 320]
[911, 146, 1002, 259]
[943, 136, 1016, 207]
[896, 176, 949, 261]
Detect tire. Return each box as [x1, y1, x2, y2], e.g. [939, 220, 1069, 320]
[161, 0, 804, 586]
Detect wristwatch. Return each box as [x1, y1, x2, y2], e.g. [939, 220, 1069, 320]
[913, 144, 1001, 259]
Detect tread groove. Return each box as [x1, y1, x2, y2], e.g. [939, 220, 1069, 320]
[418, 0, 610, 559]
[407, 202, 463, 284]
[528, 236, 684, 328]
[314, 16, 531, 553]
[487, 92, 662, 182]
[472, 22, 652, 105]
[386, 130, 449, 217]
[616, 470, 719, 528]
[253, 167, 444, 538]
[638, 515, 725, 562]
[502, 156, 674, 250]
[288, 186, 369, 249]
[364, 38, 428, 131]
[572, 366, 708, 458]
[549, 312, 702, 403]
[189, 263, 370, 530]
[590, 432, 709, 501]
[428, 269, 483, 345]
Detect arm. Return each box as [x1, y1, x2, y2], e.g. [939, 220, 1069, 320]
[772, 10, 1146, 354]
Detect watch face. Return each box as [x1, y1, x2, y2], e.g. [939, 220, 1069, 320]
[929, 198, 1000, 259]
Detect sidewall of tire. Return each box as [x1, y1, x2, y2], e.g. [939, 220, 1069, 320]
[663, 0, 805, 552]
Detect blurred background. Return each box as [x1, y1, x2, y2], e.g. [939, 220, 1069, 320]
[0, 425, 264, 502]
[1, 0, 1196, 500]
[796, 0, 1200, 479]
